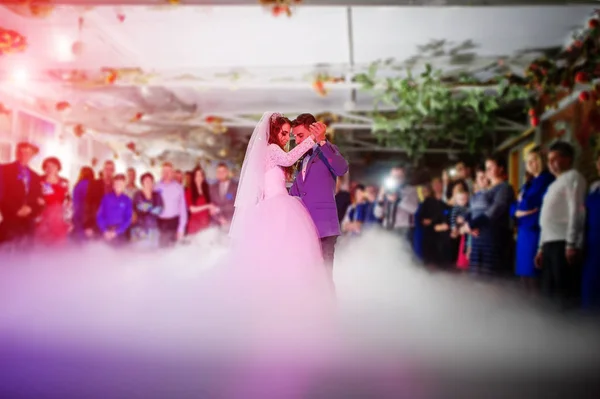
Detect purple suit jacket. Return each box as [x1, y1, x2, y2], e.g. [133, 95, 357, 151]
[289, 142, 348, 238]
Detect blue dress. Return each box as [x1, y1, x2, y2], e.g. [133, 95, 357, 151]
[514, 171, 555, 277]
[582, 182, 600, 310]
[412, 202, 424, 260]
[469, 182, 515, 276]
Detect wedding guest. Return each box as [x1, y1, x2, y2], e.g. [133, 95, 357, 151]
[465, 166, 490, 262]
[209, 163, 237, 227]
[335, 176, 352, 224]
[185, 167, 214, 235]
[376, 166, 419, 240]
[418, 177, 451, 267]
[36, 157, 71, 246]
[174, 169, 184, 185]
[412, 184, 431, 261]
[71, 166, 95, 242]
[184, 171, 193, 189]
[513, 147, 554, 293]
[354, 185, 381, 231]
[536, 141, 586, 309]
[156, 162, 187, 247]
[84, 160, 115, 238]
[125, 167, 138, 198]
[468, 155, 515, 277]
[582, 152, 600, 311]
[450, 184, 470, 271]
[454, 161, 474, 194]
[0, 142, 44, 249]
[341, 184, 365, 235]
[132, 173, 163, 249]
[96, 174, 133, 245]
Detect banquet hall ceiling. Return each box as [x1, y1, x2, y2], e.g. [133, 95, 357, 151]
[0, 3, 596, 161]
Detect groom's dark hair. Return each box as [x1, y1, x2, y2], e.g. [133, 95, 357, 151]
[291, 113, 317, 129]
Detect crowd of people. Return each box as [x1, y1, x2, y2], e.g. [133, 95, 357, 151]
[1, 138, 599, 312]
[336, 142, 600, 312]
[0, 141, 238, 251]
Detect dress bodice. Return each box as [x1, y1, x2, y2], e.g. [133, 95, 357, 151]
[263, 138, 315, 200]
[264, 167, 288, 199]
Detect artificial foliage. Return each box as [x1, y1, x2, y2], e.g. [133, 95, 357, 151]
[518, 12, 600, 126]
[355, 62, 530, 158]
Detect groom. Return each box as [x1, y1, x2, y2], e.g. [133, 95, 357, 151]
[289, 113, 349, 271]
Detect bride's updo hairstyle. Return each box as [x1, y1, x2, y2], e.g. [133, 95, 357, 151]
[267, 113, 294, 179]
[268, 113, 291, 149]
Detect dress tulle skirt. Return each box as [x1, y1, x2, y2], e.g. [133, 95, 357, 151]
[211, 194, 335, 351]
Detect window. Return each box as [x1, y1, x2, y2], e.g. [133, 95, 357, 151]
[0, 142, 11, 163]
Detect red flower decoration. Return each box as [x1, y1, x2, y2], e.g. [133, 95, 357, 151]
[575, 71, 589, 84]
[55, 101, 70, 112]
[103, 68, 118, 84]
[131, 112, 143, 121]
[205, 115, 222, 124]
[579, 91, 591, 102]
[0, 27, 27, 55]
[589, 19, 599, 29]
[530, 116, 539, 127]
[73, 124, 85, 137]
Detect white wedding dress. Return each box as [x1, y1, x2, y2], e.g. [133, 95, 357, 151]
[221, 112, 335, 343]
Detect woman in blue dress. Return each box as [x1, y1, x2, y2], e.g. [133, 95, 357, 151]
[412, 184, 431, 262]
[582, 153, 600, 311]
[468, 155, 515, 278]
[513, 147, 555, 292]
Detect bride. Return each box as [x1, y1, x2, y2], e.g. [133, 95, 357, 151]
[227, 112, 333, 315]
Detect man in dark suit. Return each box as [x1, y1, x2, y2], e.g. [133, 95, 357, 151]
[0, 142, 44, 248]
[209, 162, 238, 229]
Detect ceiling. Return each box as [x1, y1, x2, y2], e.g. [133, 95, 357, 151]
[0, 3, 595, 162]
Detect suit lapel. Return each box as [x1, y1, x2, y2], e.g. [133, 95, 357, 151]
[303, 148, 321, 181]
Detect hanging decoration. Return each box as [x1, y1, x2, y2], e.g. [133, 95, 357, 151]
[205, 115, 227, 134]
[73, 124, 85, 138]
[103, 68, 118, 85]
[0, 27, 27, 55]
[517, 9, 600, 119]
[311, 74, 344, 97]
[55, 101, 71, 112]
[259, 0, 302, 17]
[91, 157, 98, 167]
[130, 112, 144, 122]
[3, 0, 55, 19]
[0, 103, 10, 115]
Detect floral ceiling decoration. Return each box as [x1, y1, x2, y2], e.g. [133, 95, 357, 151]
[311, 73, 344, 97]
[3, 0, 54, 19]
[0, 27, 27, 55]
[259, 0, 302, 17]
[518, 10, 600, 126]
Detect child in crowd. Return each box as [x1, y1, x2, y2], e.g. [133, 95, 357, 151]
[450, 184, 470, 270]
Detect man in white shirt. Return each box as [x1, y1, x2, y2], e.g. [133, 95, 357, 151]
[535, 141, 586, 308]
[209, 163, 238, 228]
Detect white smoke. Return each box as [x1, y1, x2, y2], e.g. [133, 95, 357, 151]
[0, 228, 599, 397]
